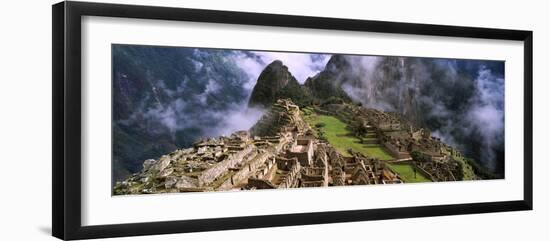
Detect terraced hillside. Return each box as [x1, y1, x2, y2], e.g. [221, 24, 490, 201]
[303, 112, 394, 160]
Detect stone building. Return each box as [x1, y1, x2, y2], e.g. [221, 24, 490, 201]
[286, 137, 314, 167]
[113, 99, 416, 196]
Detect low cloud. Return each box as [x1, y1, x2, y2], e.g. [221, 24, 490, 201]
[206, 105, 265, 137]
[464, 68, 505, 169]
[121, 49, 331, 145]
[233, 51, 331, 85]
[338, 56, 505, 172]
[115, 45, 505, 174]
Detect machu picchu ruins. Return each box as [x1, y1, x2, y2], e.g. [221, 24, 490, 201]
[114, 98, 477, 195]
[113, 51, 502, 195]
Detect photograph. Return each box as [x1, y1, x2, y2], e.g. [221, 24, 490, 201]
[112, 44, 505, 195]
[0, 0, 543, 240]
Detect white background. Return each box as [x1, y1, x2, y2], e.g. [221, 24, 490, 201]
[0, 0, 548, 240]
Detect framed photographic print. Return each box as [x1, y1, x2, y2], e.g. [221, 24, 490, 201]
[52, 1, 533, 240]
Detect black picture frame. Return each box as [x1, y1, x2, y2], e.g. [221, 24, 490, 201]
[52, 1, 533, 240]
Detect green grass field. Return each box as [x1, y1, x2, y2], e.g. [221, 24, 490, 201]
[303, 112, 432, 183]
[305, 114, 394, 160]
[386, 163, 431, 183]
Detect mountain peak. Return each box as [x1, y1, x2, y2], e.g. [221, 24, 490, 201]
[268, 59, 284, 67]
[325, 54, 351, 73]
[248, 60, 303, 108]
[302, 55, 352, 102]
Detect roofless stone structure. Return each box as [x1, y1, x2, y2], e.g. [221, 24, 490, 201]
[114, 99, 410, 195]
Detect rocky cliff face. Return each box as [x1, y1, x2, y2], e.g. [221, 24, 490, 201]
[303, 55, 352, 101]
[313, 55, 504, 175]
[248, 60, 310, 108]
[112, 45, 253, 182]
[248, 57, 355, 109]
[328, 56, 422, 124]
[250, 99, 309, 137]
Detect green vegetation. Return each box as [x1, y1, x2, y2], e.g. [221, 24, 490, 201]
[449, 155, 471, 181]
[463, 157, 498, 179]
[305, 114, 393, 160]
[275, 84, 312, 108]
[386, 163, 431, 183]
[302, 107, 314, 116]
[350, 121, 368, 137]
[321, 96, 347, 106]
[315, 123, 326, 128]
[365, 133, 377, 138]
[453, 160, 465, 181]
[410, 150, 429, 163]
[439, 148, 478, 181]
[362, 144, 394, 160]
[412, 149, 476, 181]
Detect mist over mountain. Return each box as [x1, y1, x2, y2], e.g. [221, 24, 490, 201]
[113, 46, 262, 181]
[112, 45, 504, 182]
[248, 60, 312, 108]
[309, 55, 505, 174]
[248, 54, 504, 175]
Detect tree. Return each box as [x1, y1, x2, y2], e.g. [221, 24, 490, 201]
[411, 150, 428, 163]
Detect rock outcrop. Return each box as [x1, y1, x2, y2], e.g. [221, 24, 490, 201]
[249, 99, 309, 137]
[248, 60, 310, 108]
[303, 55, 352, 101]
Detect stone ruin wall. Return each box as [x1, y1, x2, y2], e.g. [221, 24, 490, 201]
[416, 165, 435, 181]
[286, 139, 313, 166]
[272, 134, 291, 153]
[301, 167, 328, 187]
[216, 136, 292, 190]
[217, 151, 273, 191]
[262, 157, 280, 181]
[247, 178, 277, 189]
[198, 144, 255, 186]
[276, 158, 301, 188]
[382, 141, 411, 159]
